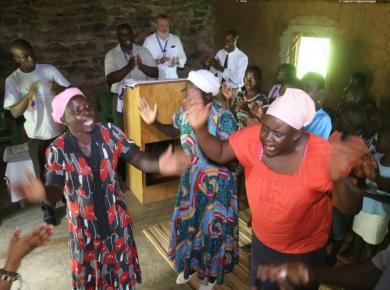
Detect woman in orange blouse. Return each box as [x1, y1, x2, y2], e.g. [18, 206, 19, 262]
[182, 87, 375, 290]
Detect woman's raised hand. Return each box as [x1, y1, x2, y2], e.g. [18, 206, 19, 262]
[183, 87, 211, 132]
[138, 97, 157, 125]
[5, 224, 54, 272]
[249, 102, 264, 120]
[255, 262, 311, 290]
[12, 172, 46, 203]
[221, 83, 234, 100]
[329, 135, 376, 181]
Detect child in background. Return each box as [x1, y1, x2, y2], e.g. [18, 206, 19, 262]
[302, 72, 332, 140]
[222, 65, 268, 128]
[352, 127, 390, 260]
[267, 63, 301, 103]
[327, 104, 367, 265]
[364, 107, 385, 154]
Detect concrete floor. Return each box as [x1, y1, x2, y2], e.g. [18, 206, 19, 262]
[0, 193, 191, 290]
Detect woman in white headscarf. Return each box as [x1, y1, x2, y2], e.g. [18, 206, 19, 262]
[138, 70, 239, 290]
[183, 87, 377, 290]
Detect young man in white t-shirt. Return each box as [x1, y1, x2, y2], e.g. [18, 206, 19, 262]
[4, 39, 70, 225]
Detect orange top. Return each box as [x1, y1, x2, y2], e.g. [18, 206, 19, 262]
[229, 125, 333, 254]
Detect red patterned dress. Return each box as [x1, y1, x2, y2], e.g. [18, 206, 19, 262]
[45, 123, 141, 290]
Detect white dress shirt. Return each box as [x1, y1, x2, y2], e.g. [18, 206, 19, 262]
[210, 47, 248, 88]
[143, 33, 187, 80]
[104, 43, 156, 94]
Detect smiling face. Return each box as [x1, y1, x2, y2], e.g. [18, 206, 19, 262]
[244, 71, 259, 92]
[117, 26, 134, 50]
[260, 115, 300, 157]
[62, 95, 96, 133]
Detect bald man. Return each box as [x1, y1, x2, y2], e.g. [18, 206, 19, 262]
[4, 39, 70, 225]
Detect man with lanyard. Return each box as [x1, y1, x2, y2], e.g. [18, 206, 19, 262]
[204, 30, 248, 88]
[105, 23, 158, 128]
[143, 14, 187, 80]
[4, 39, 70, 225]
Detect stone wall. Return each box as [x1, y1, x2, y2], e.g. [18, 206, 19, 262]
[0, 0, 215, 209]
[0, 0, 216, 97]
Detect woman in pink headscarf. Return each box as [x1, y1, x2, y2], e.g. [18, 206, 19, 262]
[16, 87, 189, 290]
[183, 87, 376, 290]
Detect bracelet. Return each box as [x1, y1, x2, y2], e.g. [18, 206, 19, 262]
[0, 268, 21, 282]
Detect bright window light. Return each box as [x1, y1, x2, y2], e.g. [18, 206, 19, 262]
[296, 36, 331, 79]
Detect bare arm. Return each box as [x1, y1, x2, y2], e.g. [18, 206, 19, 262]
[315, 260, 381, 290]
[129, 151, 159, 173]
[9, 81, 38, 118]
[152, 121, 179, 138]
[365, 192, 390, 205]
[106, 58, 135, 86]
[0, 224, 54, 290]
[136, 55, 158, 78]
[194, 124, 236, 164]
[45, 185, 65, 205]
[332, 177, 364, 215]
[127, 145, 189, 176]
[376, 175, 390, 192]
[257, 260, 381, 290]
[184, 88, 236, 164]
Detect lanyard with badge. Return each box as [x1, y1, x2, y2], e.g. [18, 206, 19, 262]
[156, 33, 169, 56]
[118, 49, 133, 111]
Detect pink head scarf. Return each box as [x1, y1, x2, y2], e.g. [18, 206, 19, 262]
[266, 88, 315, 130]
[51, 87, 85, 124]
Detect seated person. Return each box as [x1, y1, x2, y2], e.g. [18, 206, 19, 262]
[267, 63, 301, 103]
[302, 72, 332, 140]
[221, 65, 268, 128]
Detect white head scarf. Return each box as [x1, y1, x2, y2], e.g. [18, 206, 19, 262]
[187, 69, 220, 96]
[266, 88, 316, 130]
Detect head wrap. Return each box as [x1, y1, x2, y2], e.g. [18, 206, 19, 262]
[51, 87, 85, 124]
[266, 88, 315, 130]
[187, 69, 220, 96]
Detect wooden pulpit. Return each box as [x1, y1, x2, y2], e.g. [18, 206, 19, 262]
[123, 79, 186, 204]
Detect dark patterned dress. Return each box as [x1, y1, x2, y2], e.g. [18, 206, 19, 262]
[232, 90, 269, 129]
[167, 101, 239, 284]
[45, 123, 141, 290]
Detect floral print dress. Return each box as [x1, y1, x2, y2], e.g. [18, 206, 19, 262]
[45, 123, 141, 290]
[167, 101, 239, 284]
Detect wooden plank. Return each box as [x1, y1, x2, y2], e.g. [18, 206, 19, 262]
[123, 79, 187, 204]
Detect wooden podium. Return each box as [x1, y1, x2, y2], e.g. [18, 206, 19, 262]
[123, 79, 186, 204]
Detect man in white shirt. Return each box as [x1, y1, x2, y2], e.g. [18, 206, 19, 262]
[204, 30, 248, 88]
[143, 14, 187, 80]
[105, 23, 158, 127]
[4, 39, 70, 225]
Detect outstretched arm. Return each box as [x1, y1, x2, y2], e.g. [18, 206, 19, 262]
[0, 224, 54, 290]
[329, 135, 377, 215]
[184, 88, 236, 164]
[129, 144, 190, 176]
[255, 259, 381, 290]
[11, 173, 63, 205]
[332, 177, 364, 215]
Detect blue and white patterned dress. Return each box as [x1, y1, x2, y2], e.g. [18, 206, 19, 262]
[167, 101, 239, 284]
